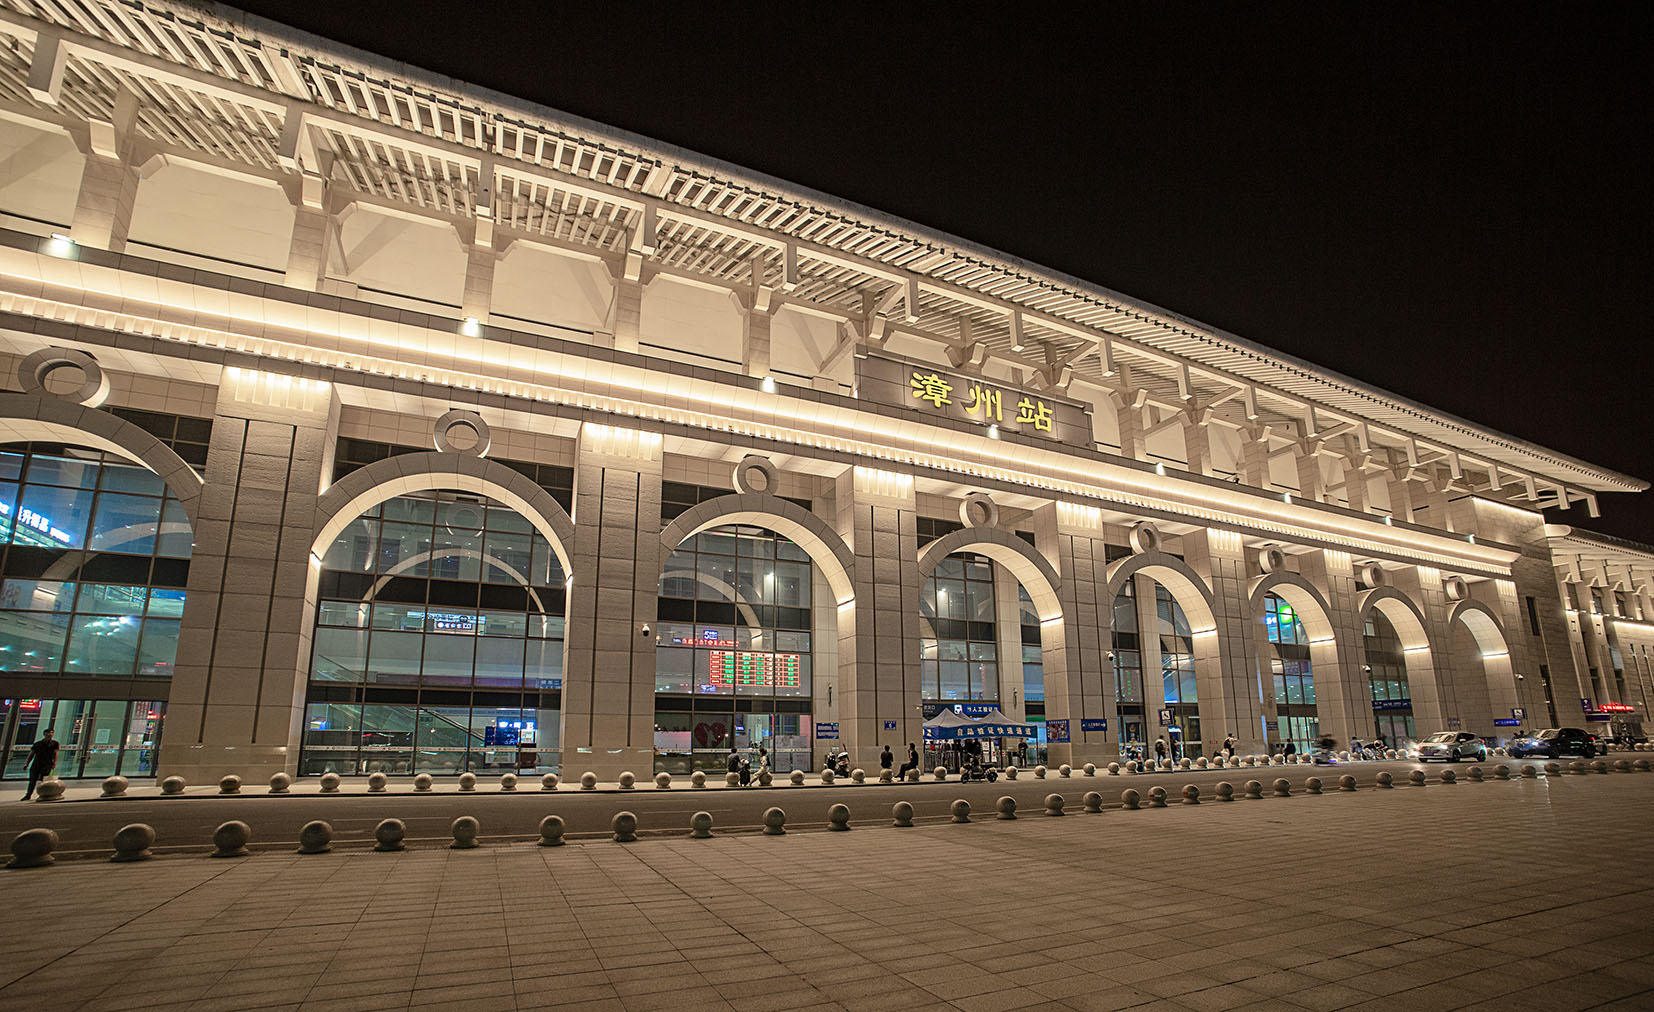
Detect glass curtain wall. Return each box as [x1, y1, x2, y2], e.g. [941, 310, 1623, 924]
[920, 554, 998, 701]
[1112, 583, 1147, 758]
[1018, 587, 1042, 708]
[1364, 611, 1414, 749]
[1156, 585, 1200, 759]
[1263, 593, 1319, 754]
[301, 490, 566, 775]
[655, 525, 813, 774]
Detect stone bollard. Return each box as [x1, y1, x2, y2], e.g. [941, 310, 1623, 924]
[656, 772, 672, 789]
[1634, 759, 1652, 772]
[218, 775, 242, 795]
[1044, 793, 1066, 816]
[617, 772, 634, 790]
[758, 769, 773, 786]
[450, 816, 480, 849]
[1181, 784, 1200, 805]
[1494, 765, 1510, 780]
[891, 801, 915, 827]
[111, 823, 155, 862]
[611, 812, 637, 843]
[541, 773, 560, 791]
[1214, 756, 1226, 768]
[1305, 777, 1323, 795]
[1035, 765, 1048, 779]
[1613, 760, 1631, 773]
[1408, 770, 1426, 787]
[269, 772, 291, 795]
[211, 821, 251, 858]
[996, 796, 1018, 820]
[1083, 763, 1097, 777]
[1337, 775, 1357, 792]
[1120, 789, 1141, 810]
[1083, 791, 1104, 813]
[1005, 766, 1019, 780]
[102, 775, 129, 798]
[820, 769, 835, 785]
[852, 768, 866, 784]
[789, 770, 804, 786]
[907, 768, 921, 783]
[1467, 766, 1484, 781]
[538, 816, 565, 847]
[459, 772, 478, 792]
[1196, 757, 1208, 770]
[1244, 780, 1264, 799]
[1590, 760, 1608, 774]
[501, 773, 519, 792]
[1569, 761, 1588, 776]
[1272, 778, 1292, 797]
[1179, 758, 1191, 770]
[1524, 765, 1541, 778]
[828, 803, 852, 830]
[367, 772, 388, 793]
[951, 799, 972, 823]
[161, 776, 186, 796]
[762, 807, 787, 835]
[934, 766, 948, 782]
[1125, 760, 1138, 774]
[688, 812, 713, 839]
[1147, 786, 1167, 808]
[1059, 764, 1073, 778]
[1440, 769, 1457, 784]
[879, 769, 893, 784]
[580, 772, 597, 790]
[7, 829, 59, 869]
[1215, 782, 1234, 802]
[374, 818, 406, 852]
[1272, 754, 1285, 766]
[1108, 762, 1121, 776]
[296, 821, 332, 855]
[1385, 749, 1397, 760]
[1375, 771, 1394, 788]
[414, 773, 434, 792]
[693, 771, 709, 788]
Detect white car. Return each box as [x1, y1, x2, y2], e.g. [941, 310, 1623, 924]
[1415, 731, 1487, 762]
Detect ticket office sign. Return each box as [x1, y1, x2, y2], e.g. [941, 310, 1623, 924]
[856, 352, 1092, 447]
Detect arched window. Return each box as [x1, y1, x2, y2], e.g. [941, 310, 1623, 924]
[1264, 593, 1318, 753]
[1365, 610, 1413, 748]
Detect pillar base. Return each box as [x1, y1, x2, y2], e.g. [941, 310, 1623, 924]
[561, 746, 654, 783]
[158, 743, 296, 784]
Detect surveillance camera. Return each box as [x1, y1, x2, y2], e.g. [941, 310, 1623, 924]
[640, 623, 651, 638]
[1106, 650, 1115, 661]
[1362, 664, 1372, 673]
[1515, 673, 1525, 680]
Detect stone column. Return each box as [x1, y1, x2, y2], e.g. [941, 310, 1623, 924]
[284, 206, 333, 291]
[741, 307, 773, 378]
[1114, 395, 1146, 461]
[1182, 529, 1266, 755]
[1035, 503, 1117, 765]
[1183, 416, 1215, 477]
[1386, 474, 1416, 524]
[159, 371, 339, 781]
[69, 153, 141, 252]
[602, 277, 644, 353]
[559, 423, 662, 780]
[1295, 449, 1325, 503]
[461, 243, 497, 324]
[1237, 429, 1270, 489]
[1341, 461, 1371, 513]
[1391, 566, 1454, 730]
[1298, 550, 1367, 745]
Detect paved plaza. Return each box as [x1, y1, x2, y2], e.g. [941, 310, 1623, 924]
[4, 769, 1653, 1012]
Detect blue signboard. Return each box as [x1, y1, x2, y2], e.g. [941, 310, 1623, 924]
[1080, 718, 1109, 733]
[883, 720, 897, 731]
[1372, 698, 1413, 712]
[817, 722, 839, 740]
[921, 702, 998, 719]
[1493, 718, 1521, 727]
[1047, 719, 1070, 744]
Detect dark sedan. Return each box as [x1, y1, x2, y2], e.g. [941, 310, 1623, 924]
[1508, 727, 1598, 759]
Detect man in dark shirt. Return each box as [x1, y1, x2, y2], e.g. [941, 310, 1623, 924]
[879, 744, 894, 772]
[22, 729, 58, 801]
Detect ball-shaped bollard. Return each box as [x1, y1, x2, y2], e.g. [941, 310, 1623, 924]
[1044, 793, 1066, 816]
[1569, 761, 1588, 776]
[111, 823, 155, 862]
[1120, 789, 1141, 810]
[319, 772, 341, 794]
[450, 816, 480, 849]
[211, 820, 251, 858]
[1467, 766, 1485, 782]
[688, 811, 713, 839]
[367, 772, 388, 793]
[655, 772, 672, 789]
[1215, 781, 1234, 802]
[1108, 762, 1121, 776]
[1181, 783, 1200, 805]
[160, 775, 186, 796]
[296, 820, 332, 855]
[612, 811, 638, 843]
[1147, 786, 1168, 808]
[1523, 764, 1539, 778]
[500, 773, 519, 792]
[538, 815, 566, 847]
[1440, 769, 1457, 784]
[373, 818, 406, 852]
[996, 795, 1018, 820]
[1408, 769, 1427, 787]
[458, 772, 478, 792]
[907, 768, 922, 783]
[7, 828, 59, 868]
[1125, 760, 1139, 774]
[1179, 757, 1191, 770]
[1304, 776, 1323, 795]
[951, 799, 972, 823]
[1244, 779, 1264, 799]
[1082, 791, 1104, 813]
[933, 765, 948, 782]
[693, 770, 709, 788]
[218, 774, 241, 795]
[762, 807, 787, 835]
[789, 770, 804, 786]
[414, 773, 434, 792]
[1338, 775, 1358, 792]
[891, 801, 915, 827]
[1590, 760, 1608, 774]
[1034, 765, 1047, 779]
[1613, 760, 1631, 773]
[1005, 765, 1019, 780]
[269, 772, 291, 794]
[1196, 757, 1208, 769]
[580, 771, 598, 791]
[1635, 759, 1652, 772]
[101, 775, 129, 798]
[541, 773, 560, 791]
[828, 803, 852, 831]
[820, 769, 835, 785]
[1375, 771, 1394, 788]
[851, 768, 866, 784]
[879, 769, 893, 783]
[1543, 762, 1561, 777]
[617, 771, 635, 790]
[1059, 764, 1073, 778]
[1083, 763, 1096, 777]
[1494, 764, 1511, 780]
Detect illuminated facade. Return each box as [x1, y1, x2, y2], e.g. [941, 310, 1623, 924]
[0, 1, 1650, 781]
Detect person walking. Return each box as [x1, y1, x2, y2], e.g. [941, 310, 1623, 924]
[879, 744, 894, 773]
[1153, 737, 1167, 765]
[1222, 733, 1236, 759]
[21, 728, 58, 801]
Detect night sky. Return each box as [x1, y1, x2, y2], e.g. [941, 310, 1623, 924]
[228, 1, 1654, 542]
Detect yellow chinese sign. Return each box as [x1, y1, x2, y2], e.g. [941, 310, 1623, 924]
[861, 353, 1088, 445]
[910, 371, 1053, 433]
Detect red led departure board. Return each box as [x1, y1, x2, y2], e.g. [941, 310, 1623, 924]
[707, 651, 802, 689]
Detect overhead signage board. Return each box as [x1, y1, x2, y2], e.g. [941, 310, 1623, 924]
[1493, 718, 1521, 727]
[1080, 718, 1109, 733]
[816, 722, 839, 740]
[1372, 698, 1413, 712]
[856, 352, 1092, 447]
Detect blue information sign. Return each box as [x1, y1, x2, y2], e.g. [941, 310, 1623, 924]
[1493, 718, 1521, 727]
[883, 720, 897, 731]
[1047, 719, 1070, 744]
[817, 722, 839, 740]
[1080, 718, 1109, 733]
[1372, 698, 1413, 712]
